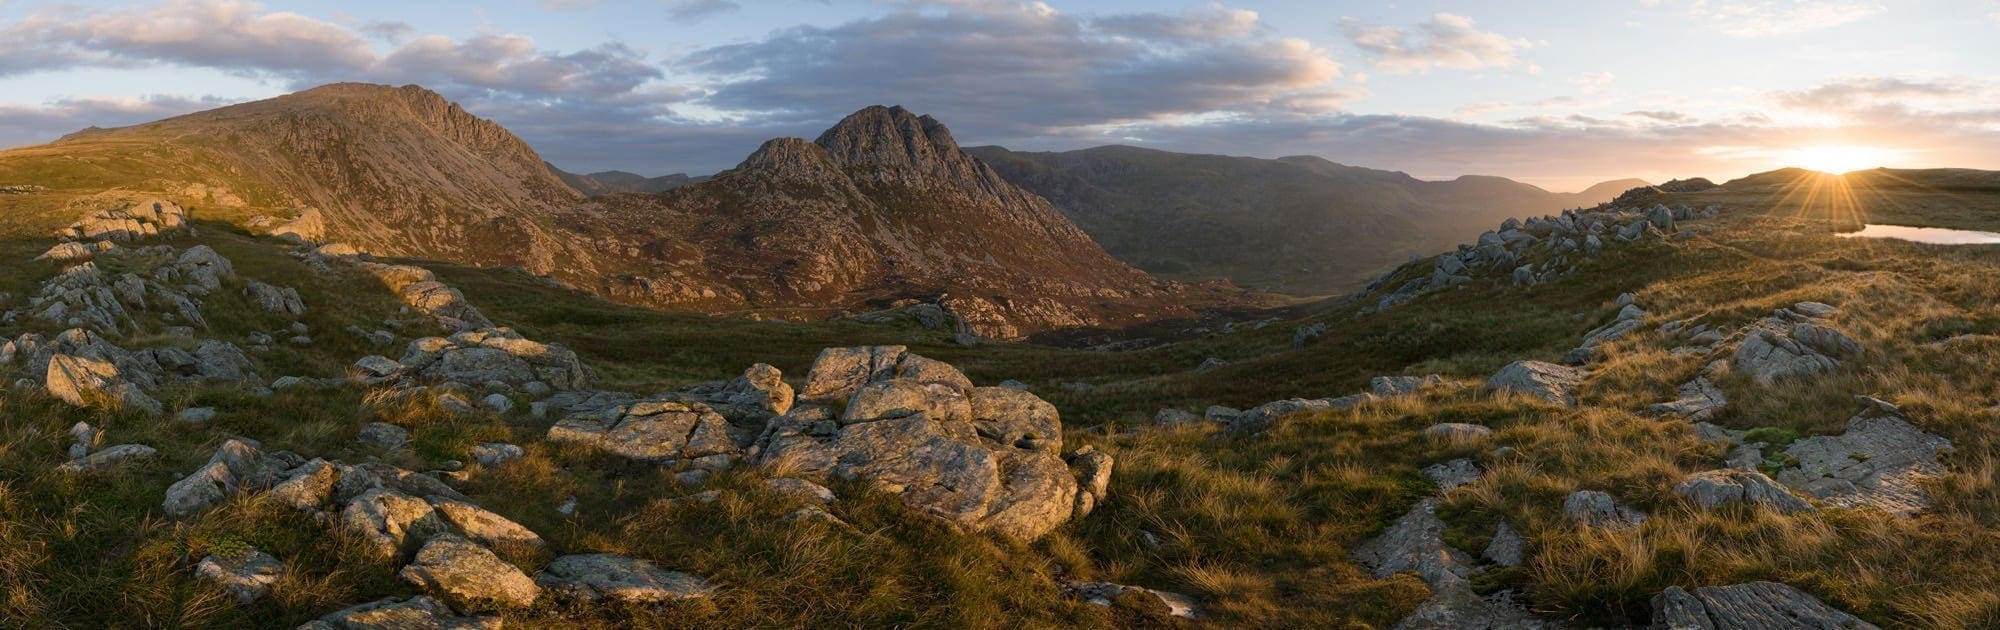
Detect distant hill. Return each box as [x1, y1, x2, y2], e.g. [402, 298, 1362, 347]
[968, 144, 1644, 295]
[550, 165, 708, 195]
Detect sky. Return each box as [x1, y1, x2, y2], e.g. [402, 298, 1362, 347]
[0, 0, 1995, 192]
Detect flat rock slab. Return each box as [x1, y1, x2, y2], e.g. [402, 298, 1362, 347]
[1352, 498, 1553, 629]
[1652, 376, 1727, 422]
[536, 553, 715, 604]
[1064, 582, 1199, 619]
[1423, 459, 1481, 492]
[1652, 582, 1877, 629]
[299, 595, 500, 630]
[1774, 403, 1952, 517]
[195, 549, 286, 604]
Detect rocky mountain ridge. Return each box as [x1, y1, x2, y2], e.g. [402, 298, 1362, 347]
[562, 105, 1231, 339]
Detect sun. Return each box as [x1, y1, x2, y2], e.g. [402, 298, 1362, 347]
[1782, 145, 1903, 174]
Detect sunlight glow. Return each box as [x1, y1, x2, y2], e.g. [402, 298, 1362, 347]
[1783, 145, 1904, 174]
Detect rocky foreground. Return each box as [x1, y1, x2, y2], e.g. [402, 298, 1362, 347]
[4, 181, 1979, 627]
[3, 199, 1177, 625]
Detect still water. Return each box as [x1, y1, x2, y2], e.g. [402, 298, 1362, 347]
[1837, 224, 2000, 245]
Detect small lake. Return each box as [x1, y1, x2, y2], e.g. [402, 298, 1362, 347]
[1837, 224, 2000, 245]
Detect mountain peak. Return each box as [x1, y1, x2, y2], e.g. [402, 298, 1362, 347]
[814, 104, 963, 170]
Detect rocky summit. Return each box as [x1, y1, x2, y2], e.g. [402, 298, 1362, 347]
[3, 78, 2000, 629]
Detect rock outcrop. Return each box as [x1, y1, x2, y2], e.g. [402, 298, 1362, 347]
[1352, 499, 1552, 628]
[536, 554, 715, 604]
[1486, 361, 1586, 407]
[752, 346, 1098, 540]
[1563, 490, 1646, 529]
[1771, 398, 1951, 516]
[1651, 582, 1877, 629]
[1674, 469, 1815, 514]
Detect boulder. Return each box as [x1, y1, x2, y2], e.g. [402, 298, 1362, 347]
[1423, 459, 1481, 492]
[1372, 374, 1447, 398]
[57, 443, 156, 473]
[470, 442, 525, 467]
[1734, 326, 1842, 384]
[398, 535, 541, 611]
[674, 363, 795, 423]
[754, 350, 1090, 540]
[341, 488, 445, 560]
[1484, 522, 1524, 567]
[1067, 445, 1114, 518]
[535, 553, 714, 604]
[399, 329, 587, 390]
[547, 397, 741, 463]
[45, 353, 161, 414]
[398, 281, 495, 331]
[1563, 490, 1645, 529]
[798, 345, 923, 403]
[1674, 469, 1815, 514]
[1425, 423, 1495, 441]
[357, 423, 410, 451]
[1652, 376, 1727, 422]
[1227, 396, 1371, 434]
[194, 548, 287, 604]
[1292, 322, 1326, 348]
[268, 207, 326, 244]
[428, 496, 545, 551]
[243, 281, 305, 315]
[163, 461, 236, 517]
[270, 459, 341, 512]
[1651, 582, 1877, 629]
[1486, 361, 1586, 407]
[1153, 408, 1200, 427]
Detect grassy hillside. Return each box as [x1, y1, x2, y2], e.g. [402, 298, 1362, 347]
[7, 171, 2000, 627]
[970, 144, 1646, 296]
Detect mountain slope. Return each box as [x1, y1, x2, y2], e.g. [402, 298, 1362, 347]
[0, 86, 1228, 339]
[1, 83, 593, 275]
[562, 107, 1224, 338]
[969, 144, 1643, 295]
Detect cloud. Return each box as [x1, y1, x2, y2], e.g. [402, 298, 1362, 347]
[1571, 72, 1615, 95]
[1626, 110, 1696, 123]
[668, 0, 740, 22]
[1339, 12, 1534, 74]
[1673, 1, 1885, 37]
[687, 1, 1349, 138]
[0, 94, 235, 147]
[538, 0, 597, 10]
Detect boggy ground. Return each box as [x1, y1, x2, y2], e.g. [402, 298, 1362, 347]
[6, 174, 2000, 627]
